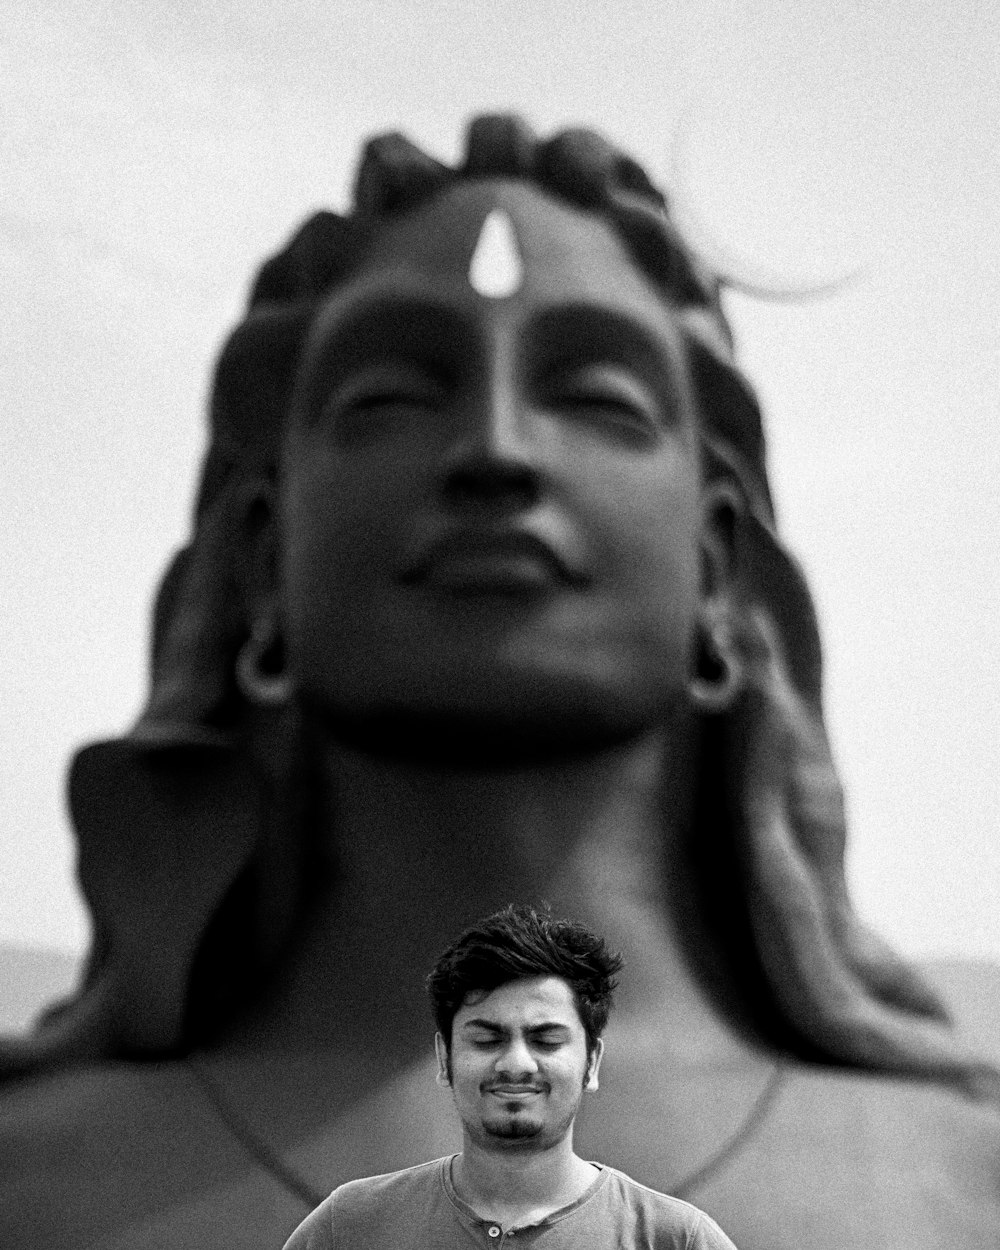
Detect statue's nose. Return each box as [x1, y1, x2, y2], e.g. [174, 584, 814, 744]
[440, 375, 540, 512]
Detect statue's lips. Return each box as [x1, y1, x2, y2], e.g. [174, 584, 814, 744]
[400, 530, 587, 594]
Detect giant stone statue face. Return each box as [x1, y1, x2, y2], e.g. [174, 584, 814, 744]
[1, 115, 997, 1250]
[281, 178, 723, 753]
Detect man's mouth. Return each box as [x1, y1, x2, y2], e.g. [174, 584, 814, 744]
[484, 1084, 544, 1099]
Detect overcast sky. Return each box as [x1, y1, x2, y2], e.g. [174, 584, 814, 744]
[3, 0, 998, 967]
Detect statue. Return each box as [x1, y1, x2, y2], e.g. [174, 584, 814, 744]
[2, 115, 997, 1250]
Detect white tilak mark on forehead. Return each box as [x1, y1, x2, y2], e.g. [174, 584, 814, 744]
[468, 209, 524, 298]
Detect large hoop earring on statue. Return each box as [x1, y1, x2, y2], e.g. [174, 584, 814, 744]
[688, 614, 742, 714]
[236, 618, 292, 707]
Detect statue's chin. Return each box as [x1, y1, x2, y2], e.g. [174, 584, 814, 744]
[312, 699, 661, 768]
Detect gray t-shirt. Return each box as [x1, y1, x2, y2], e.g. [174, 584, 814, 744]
[282, 1155, 738, 1248]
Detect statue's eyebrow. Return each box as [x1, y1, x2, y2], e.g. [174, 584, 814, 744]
[300, 291, 689, 428]
[523, 301, 686, 425]
[310, 293, 480, 378]
[298, 292, 481, 422]
[523, 302, 679, 375]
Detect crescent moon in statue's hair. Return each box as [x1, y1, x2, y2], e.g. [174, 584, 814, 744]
[667, 106, 865, 302]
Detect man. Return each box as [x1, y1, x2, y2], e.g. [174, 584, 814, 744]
[283, 905, 738, 1248]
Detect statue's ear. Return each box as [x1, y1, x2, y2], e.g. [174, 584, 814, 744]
[235, 479, 293, 709]
[689, 481, 743, 715]
[699, 479, 740, 611]
[241, 477, 280, 622]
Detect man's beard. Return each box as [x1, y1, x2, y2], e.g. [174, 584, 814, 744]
[483, 1112, 544, 1141]
[468, 1099, 581, 1152]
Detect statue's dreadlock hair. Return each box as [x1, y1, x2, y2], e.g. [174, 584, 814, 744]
[5, 115, 995, 1100]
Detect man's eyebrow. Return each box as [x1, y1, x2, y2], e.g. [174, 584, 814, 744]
[459, 1019, 572, 1034]
[460, 1018, 506, 1033]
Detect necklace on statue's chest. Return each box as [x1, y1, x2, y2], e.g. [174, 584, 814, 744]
[181, 1053, 786, 1212]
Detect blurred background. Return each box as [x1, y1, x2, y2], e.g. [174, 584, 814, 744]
[2, 0, 997, 1028]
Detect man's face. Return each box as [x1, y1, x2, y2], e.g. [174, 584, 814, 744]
[281, 178, 711, 751]
[435, 976, 602, 1152]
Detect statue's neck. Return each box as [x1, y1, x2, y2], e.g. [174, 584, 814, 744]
[225, 713, 744, 1064]
[338, 719, 661, 859]
[321, 727, 681, 990]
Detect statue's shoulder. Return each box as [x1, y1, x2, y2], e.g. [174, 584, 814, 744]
[687, 961, 1000, 1249]
[0, 1060, 304, 1249]
[695, 1042, 1000, 1249]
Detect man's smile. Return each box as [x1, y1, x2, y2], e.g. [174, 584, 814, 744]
[484, 1083, 546, 1099]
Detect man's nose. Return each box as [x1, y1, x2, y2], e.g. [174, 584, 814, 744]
[495, 1035, 540, 1076]
[441, 369, 540, 512]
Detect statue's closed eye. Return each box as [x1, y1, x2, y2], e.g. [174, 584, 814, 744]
[319, 364, 446, 445]
[541, 364, 664, 445]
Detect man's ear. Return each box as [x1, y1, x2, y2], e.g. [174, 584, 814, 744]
[584, 1038, 604, 1092]
[434, 1032, 451, 1087]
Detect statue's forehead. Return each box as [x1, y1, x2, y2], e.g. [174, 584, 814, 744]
[296, 178, 693, 421]
[353, 178, 658, 308]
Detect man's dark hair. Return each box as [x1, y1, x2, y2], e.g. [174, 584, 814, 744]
[427, 904, 623, 1056]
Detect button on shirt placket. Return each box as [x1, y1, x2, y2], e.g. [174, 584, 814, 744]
[486, 1224, 516, 1244]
